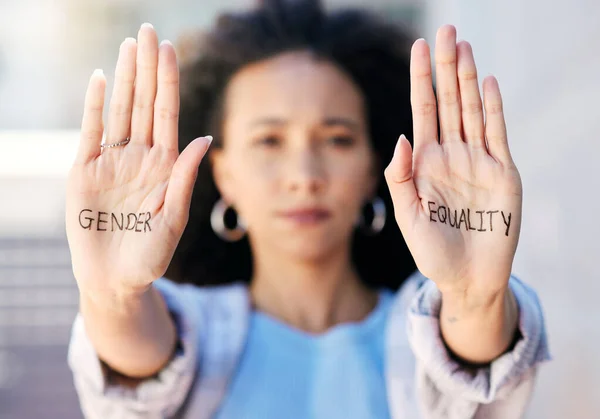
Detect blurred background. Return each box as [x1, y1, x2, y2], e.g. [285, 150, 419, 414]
[0, 0, 598, 418]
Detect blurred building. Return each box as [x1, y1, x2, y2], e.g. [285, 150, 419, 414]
[0, 1, 422, 418]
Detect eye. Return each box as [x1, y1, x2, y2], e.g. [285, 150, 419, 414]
[255, 135, 281, 148]
[327, 135, 355, 147]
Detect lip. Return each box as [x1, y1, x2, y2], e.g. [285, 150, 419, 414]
[277, 207, 332, 224]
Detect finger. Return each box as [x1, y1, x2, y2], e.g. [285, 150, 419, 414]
[410, 39, 438, 150]
[384, 135, 420, 231]
[164, 136, 213, 232]
[435, 25, 462, 144]
[457, 41, 485, 147]
[77, 69, 106, 164]
[130, 23, 159, 147]
[483, 76, 511, 162]
[153, 40, 180, 151]
[106, 38, 137, 144]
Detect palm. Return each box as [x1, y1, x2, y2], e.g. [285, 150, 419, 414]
[66, 25, 211, 295]
[67, 147, 176, 290]
[385, 26, 522, 293]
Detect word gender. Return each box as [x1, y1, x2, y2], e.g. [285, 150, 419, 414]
[79, 209, 152, 233]
[427, 201, 512, 237]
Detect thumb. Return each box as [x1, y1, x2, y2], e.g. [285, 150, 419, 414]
[164, 136, 213, 231]
[384, 134, 420, 230]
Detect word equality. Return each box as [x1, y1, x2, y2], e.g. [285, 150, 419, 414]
[79, 209, 152, 233]
[427, 201, 512, 237]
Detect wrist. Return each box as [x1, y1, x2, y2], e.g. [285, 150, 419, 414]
[78, 281, 154, 314]
[440, 284, 508, 317]
[437, 271, 514, 315]
[439, 283, 520, 363]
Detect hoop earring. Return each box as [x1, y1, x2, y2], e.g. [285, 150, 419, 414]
[358, 196, 386, 235]
[210, 198, 246, 242]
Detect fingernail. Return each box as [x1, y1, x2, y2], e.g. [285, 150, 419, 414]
[394, 134, 406, 157]
[141, 22, 154, 29]
[120, 38, 135, 51]
[160, 39, 173, 46]
[205, 135, 213, 145]
[92, 68, 104, 77]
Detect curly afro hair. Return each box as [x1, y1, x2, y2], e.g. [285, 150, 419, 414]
[166, 0, 418, 291]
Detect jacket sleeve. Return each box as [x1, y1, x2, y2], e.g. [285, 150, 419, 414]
[405, 273, 551, 419]
[67, 278, 202, 419]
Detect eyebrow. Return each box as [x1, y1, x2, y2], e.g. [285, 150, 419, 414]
[323, 117, 359, 132]
[249, 117, 360, 132]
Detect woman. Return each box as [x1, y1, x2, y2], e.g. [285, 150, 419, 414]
[66, 1, 549, 418]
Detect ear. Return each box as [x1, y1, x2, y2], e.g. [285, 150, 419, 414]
[210, 148, 235, 204]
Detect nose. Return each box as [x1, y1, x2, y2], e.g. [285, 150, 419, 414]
[285, 146, 326, 195]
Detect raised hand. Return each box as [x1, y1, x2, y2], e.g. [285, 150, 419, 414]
[66, 23, 212, 299]
[385, 25, 522, 297]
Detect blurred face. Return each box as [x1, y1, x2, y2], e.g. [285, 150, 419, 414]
[212, 51, 377, 261]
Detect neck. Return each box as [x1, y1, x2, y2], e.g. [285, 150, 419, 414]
[249, 242, 378, 334]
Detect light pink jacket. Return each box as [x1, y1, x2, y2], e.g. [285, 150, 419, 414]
[68, 272, 550, 419]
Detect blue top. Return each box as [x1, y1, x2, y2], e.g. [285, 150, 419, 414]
[214, 290, 394, 419]
[69, 274, 550, 418]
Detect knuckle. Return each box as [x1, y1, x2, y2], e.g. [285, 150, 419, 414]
[486, 102, 504, 115]
[463, 101, 483, 115]
[439, 90, 459, 106]
[137, 61, 158, 72]
[437, 57, 457, 66]
[159, 77, 179, 87]
[414, 70, 432, 80]
[384, 165, 392, 179]
[86, 104, 104, 113]
[416, 102, 437, 116]
[459, 70, 478, 82]
[110, 103, 132, 117]
[156, 106, 179, 121]
[82, 129, 103, 141]
[133, 100, 153, 111]
[115, 74, 136, 85]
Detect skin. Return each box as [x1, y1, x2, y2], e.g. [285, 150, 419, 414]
[211, 51, 379, 333]
[66, 22, 519, 380]
[385, 28, 520, 362]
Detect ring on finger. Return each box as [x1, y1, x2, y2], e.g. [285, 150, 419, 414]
[100, 137, 131, 150]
